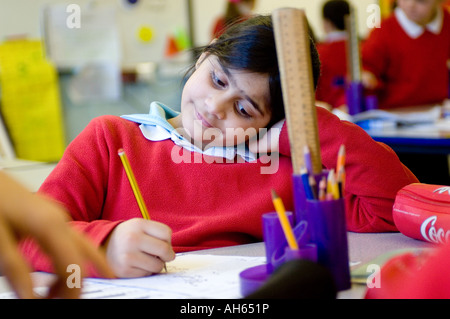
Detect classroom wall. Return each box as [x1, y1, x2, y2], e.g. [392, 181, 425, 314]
[0, 0, 379, 50]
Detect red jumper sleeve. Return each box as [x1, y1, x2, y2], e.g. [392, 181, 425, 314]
[278, 106, 418, 232]
[20, 117, 125, 275]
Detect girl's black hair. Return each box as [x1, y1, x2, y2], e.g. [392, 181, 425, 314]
[192, 14, 321, 128]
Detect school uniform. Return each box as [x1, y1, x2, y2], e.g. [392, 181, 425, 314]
[362, 7, 450, 109]
[315, 31, 348, 109]
[21, 102, 418, 275]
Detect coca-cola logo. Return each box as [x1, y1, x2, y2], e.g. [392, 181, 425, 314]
[433, 187, 450, 195]
[420, 216, 450, 244]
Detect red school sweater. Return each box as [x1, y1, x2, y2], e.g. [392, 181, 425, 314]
[21, 107, 418, 275]
[362, 9, 450, 109]
[315, 39, 348, 109]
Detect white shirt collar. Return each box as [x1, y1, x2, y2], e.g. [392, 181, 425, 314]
[121, 102, 257, 162]
[395, 6, 443, 39]
[324, 30, 347, 42]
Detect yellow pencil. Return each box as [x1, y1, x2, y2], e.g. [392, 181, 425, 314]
[271, 189, 299, 251]
[327, 169, 340, 200]
[118, 148, 150, 220]
[118, 148, 167, 272]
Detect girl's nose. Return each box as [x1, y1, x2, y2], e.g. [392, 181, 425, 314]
[206, 93, 228, 120]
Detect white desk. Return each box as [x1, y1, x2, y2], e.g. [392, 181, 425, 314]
[188, 232, 433, 299]
[0, 232, 434, 298]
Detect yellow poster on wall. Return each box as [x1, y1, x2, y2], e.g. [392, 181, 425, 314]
[0, 39, 65, 162]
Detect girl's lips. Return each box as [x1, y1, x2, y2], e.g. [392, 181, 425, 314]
[196, 111, 213, 128]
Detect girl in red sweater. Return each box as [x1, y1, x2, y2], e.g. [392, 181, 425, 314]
[315, 0, 350, 110]
[23, 15, 418, 279]
[361, 0, 450, 109]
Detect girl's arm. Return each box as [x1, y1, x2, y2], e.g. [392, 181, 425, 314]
[21, 116, 174, 277]
[361, 27, 389, 90]
[316, 106, 418, 232]
[20, 117, 123, 275]
[254, 106, 418, 232]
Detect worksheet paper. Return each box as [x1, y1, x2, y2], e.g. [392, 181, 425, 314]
[0, 254, 266, 299]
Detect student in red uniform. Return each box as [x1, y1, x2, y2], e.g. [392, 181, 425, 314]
[211, 0, 256, 38]
[21, 15, 418, 279]
[361, 0, 450, 109]
[315, 0, 350, 110]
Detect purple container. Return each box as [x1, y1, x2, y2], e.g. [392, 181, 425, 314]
[292, 171, 329, 226]
[306, 198, 350, 291]
[284, 244, 317, 263]
[262, 211, 294, 273]
[270, 220, 312, 268]
[239, 264, 270, 297]
[365, 95, 378, 111]
[346, 81, 365, 115]
[271, 243, 318, 271]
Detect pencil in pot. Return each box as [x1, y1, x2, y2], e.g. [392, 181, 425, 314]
[336, 144, 346, 196]
[271, 189, 299, 251]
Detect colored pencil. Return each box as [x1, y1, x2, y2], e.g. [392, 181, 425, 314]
[303, 145, 313, 174]
[318, 176, 327, 201]
[336, 144, 346, 197]
[118, 148, 150, 220]
[327, 169, 340, 200]
[336, 144, 346, 176]
[300, 166, 314, 200]
[118, 148, 168, 272]
[271, 189, 299, 250]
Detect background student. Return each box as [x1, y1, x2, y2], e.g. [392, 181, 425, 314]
[211, 0, 256, 38]
[0, 171, 113, 298]
[315, 0, 350, 111]
[361, 0, 450, 109]
[361, 0, 450, 185]
[21, 15, 418, 279]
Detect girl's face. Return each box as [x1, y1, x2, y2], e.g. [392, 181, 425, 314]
[397, 0, 441, 26]
[178, 54, 272, 149]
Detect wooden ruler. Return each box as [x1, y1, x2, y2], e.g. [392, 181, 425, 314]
[272, 8, 322, 175]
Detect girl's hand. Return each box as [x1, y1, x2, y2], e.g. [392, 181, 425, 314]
[248, 120, 284, 155]
[103, 218, 175, 278]
[0, 172, 114, 299]
[361, 70, 379, 90]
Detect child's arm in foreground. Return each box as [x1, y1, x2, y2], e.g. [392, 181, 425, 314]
[0, 171, 113, 298]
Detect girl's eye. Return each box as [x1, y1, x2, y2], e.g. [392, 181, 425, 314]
[236, 102, 251, 118]
[211, 71, 226, 88]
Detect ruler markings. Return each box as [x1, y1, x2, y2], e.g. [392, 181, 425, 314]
[272, 8, 322, 175]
